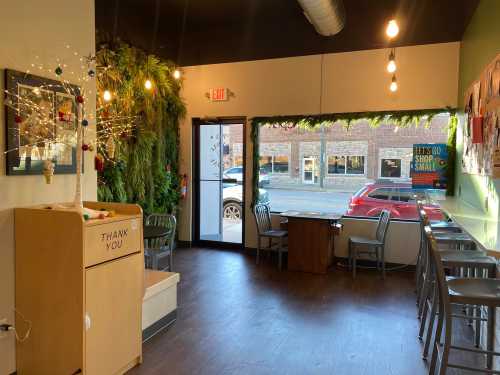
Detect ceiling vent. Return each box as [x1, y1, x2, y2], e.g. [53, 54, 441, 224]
[297, 0, 346, 36]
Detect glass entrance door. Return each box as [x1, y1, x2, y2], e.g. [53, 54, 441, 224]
[302, 157, 315, 184]
[194, 120, 245, 246]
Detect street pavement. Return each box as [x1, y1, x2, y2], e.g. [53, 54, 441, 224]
[266, 188, 353, 213]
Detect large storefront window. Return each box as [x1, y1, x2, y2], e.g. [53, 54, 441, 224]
[259, 155, 289, 174]
[256, 117, 450, 219]
[346, 156, 365, 175]
[328, 156, 346, 174]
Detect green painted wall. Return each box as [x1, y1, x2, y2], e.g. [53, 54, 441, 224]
[456, 0, 500, 217]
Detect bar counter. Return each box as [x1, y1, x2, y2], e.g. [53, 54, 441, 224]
[439, 197, 500, 256]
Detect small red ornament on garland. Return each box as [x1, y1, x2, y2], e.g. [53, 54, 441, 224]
[94, 154, 104, 172]
[14, 115, 23, 123]
[82, 143, 89, 151]
[76, 95, 84, 104]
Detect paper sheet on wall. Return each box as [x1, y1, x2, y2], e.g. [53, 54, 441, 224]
[462, 53, 500, 178]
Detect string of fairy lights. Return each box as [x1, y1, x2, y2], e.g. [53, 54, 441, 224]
[3, 45, 183, 182]
[385, 19, 400, 92]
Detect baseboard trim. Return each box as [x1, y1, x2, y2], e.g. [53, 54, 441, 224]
[243, 249, 415, 271]
[177, 240, 192, 248]
[142, 309, 177, 343]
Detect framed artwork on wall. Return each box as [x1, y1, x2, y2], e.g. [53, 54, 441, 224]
[4, 69, 81, 175]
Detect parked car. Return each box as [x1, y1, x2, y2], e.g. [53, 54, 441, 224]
[223, 166, 270, 186]
[346, 182, 444, 220]
[222, 184, 270, 220]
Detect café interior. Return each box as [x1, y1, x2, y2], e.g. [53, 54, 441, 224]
[1, 0, 500, 374]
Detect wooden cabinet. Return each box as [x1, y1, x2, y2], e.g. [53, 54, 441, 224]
[15, 202, 144, 375]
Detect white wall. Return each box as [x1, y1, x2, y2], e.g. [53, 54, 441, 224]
[178, 42, 460, 249]
[0, 1, 96, 373]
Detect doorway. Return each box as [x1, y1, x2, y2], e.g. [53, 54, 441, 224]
[193, 118, 246, 247]
[302, 157, 316, 184]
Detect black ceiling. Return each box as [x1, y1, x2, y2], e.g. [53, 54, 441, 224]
[96, 0, 478, 66]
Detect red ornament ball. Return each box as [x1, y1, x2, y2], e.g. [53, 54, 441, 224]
[14, 115, 23, 123]
[82, 144, 89, 151]
[98, 213, 106, 220]
[76, 95, 84, 104]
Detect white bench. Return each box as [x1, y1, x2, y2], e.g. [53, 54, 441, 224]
[142, 270, 180, 342]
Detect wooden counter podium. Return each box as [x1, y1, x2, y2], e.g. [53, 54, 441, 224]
[15, 201, 144, 375]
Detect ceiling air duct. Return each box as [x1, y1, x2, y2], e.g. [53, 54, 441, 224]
[297, 0, 345, 36]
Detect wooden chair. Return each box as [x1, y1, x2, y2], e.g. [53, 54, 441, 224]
[348, 209, 390, 279]
[253, 203, 288, 270]
[144, 214, 176, 271]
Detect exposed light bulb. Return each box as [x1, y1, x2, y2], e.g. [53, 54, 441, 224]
[390, 76, 398, 92]
[173, 69, 181, 80]
[103, 90, 112, 102]
[144, 79, 153, 90]
[387, 60, 397, 73]
[386, 19, 399, 39]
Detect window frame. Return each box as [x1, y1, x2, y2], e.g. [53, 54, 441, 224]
[327, 154, 366, 176]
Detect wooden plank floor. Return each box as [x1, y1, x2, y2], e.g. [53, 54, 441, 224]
[127, 247, 477, 375]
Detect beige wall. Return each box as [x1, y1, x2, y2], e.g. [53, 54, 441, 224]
[0, 1, 96, 373]
[179, 42, 460, 249]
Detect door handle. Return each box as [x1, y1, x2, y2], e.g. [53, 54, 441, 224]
[222, 178, 238, 183]
[85, 313, 91, 331]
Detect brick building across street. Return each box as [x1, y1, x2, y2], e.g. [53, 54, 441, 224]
[224, 115, 449, 191]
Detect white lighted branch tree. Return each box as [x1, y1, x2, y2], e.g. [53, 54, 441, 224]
[4, 48, 136, 216]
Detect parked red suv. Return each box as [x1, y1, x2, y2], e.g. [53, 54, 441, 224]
[347, 182, 444, 220]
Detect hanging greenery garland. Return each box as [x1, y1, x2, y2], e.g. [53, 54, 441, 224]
[96, 41, 186, 214]
[251, 108, 458, 206]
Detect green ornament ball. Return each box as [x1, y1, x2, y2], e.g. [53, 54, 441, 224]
[55, 66, 63, 75]
[83, 213, 90, 221]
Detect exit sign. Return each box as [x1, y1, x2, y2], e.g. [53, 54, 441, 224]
[209, 88, 228, 101]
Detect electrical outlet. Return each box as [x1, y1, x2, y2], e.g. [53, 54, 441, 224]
[0, 318, 7, 339]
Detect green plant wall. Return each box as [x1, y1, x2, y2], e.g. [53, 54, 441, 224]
[96, 42, 185, 214]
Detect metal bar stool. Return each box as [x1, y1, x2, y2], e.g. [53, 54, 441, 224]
[425, 226, 500, 374]
[419, 247, 494, 360]
[416, 208, 476, 309]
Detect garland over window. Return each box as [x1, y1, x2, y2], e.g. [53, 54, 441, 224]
[251, 108, 458, 207]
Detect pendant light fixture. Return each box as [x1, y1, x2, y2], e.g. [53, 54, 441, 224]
[387, 49, 396, 73]
[386, 19, 399, 39]
[390, 75, 398, 92]
[385, 19, 400, 93]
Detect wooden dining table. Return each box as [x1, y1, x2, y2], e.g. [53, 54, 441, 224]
[280, 210, 343, 274]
